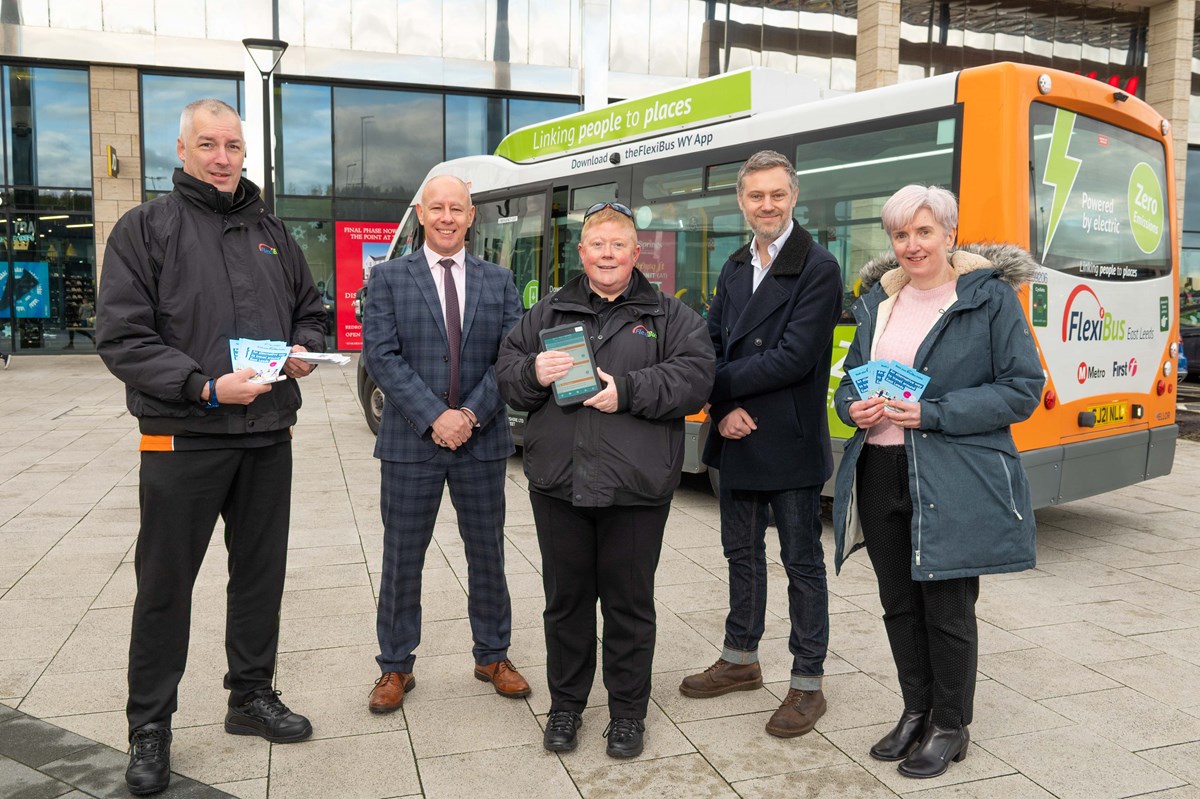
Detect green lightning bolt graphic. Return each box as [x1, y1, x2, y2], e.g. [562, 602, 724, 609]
[1041, 109, 1081, 255]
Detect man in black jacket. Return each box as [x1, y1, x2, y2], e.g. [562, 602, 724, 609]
[678, 151, 843, 740]
[97, 99, 326, 796]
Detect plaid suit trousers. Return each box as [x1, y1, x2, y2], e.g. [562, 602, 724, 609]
[375, 448, 513, 672]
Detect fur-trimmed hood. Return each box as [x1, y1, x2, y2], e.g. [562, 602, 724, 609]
[859, 243, 1038, 297]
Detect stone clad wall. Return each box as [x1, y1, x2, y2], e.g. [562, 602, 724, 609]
[89, 65, 142, 284]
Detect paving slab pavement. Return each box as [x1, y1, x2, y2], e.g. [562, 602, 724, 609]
[2, 355, 1200, 798]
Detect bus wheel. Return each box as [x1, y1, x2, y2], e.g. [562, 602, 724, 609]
[362, 375, 383, 435]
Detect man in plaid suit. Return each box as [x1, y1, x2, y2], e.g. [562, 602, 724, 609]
[362, 174, 529, 712]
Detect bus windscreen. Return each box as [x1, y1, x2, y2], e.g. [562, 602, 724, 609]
[1030, 103, 1171, 279]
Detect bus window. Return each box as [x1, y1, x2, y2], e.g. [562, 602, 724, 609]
[630, 194, 747, 318]
[1029, 103, 1171, 278]
[571, 182, 619, 211]
[474, 191, 547, 309]
[706, 162, 741, 192]
[641, 166, 703, 200]
[387, 210, 421, 260]
[794, 115, 958, 310]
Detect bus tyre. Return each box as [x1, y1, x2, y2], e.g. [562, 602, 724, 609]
[362, 374, 383, 435]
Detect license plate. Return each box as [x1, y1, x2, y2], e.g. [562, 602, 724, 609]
[1088, 401, 1128, 427]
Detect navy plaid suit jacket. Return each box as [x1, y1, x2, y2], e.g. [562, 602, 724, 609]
[362, 249, 522, 463]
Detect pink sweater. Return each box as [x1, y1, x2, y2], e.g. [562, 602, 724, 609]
[868, 278, 958, 445]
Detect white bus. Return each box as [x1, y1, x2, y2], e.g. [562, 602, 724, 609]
[360, 62, 1179, 504]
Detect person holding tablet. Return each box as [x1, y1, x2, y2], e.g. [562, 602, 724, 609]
[497, 203, 715, 759]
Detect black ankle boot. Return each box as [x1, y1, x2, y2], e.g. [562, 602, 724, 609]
[870, 709, 928, 761]
[897, 723, 969, 778]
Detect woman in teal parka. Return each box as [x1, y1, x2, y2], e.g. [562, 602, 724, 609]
[832, 185, 1044, 779]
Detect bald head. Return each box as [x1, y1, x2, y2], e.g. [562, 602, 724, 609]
[421, 175, 472, 207]
[417, 175, 475, 258]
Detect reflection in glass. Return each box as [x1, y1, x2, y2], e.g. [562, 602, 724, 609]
[281, 217, 335, 349]
[280, 82, 332, 196]
[333, 86, 443, 204]
[474, 192, 545, 309]
[4, 67, 91, 189]
[141, 74, 241, 194]
[508, 97, 579, 132]
[446, 95, 507, 160]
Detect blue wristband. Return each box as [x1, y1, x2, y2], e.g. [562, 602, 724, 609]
[203, 378, 219, 409]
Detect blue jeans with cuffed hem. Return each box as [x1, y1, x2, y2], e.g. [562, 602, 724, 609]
[719, 485, 828, 678]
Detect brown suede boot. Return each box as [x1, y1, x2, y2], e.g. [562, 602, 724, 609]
[679, 658, 763, 698]
[765, 688, 826, 738]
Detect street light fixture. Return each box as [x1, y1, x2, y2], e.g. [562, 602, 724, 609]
[242, 37, 289, 209]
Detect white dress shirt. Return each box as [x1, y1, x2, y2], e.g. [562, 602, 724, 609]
[423, 244, 467, 323]
[750, 220, 794, 293]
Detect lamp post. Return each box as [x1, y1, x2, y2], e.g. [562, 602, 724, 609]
[242, 37, 289, 209]
[359, 115, 374, 190]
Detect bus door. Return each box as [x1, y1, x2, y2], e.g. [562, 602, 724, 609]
[548, 168, 633, 291]
[472, 184, 552, 311]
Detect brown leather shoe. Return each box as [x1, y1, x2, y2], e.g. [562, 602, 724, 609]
[679, 659, 763, 698]
[474, 658, 532, 698]
[368, 672, 414, 714]
[765, 688, 826, 738]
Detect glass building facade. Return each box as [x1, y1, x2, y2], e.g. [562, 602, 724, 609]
[2, 0, 1200, 355]
[0, 65, 94, 354]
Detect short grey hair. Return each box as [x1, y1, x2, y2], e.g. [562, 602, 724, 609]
[736, 150, 799, 196]
[179, 99, 240, 139]
[880, 184, 958, 235]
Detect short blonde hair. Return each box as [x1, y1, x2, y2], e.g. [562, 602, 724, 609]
[581, 206, 636, 240]
[881, 184, 958, 235]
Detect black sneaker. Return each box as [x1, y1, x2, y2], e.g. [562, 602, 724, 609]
[543, 710, 583, 752]
[603, 717, 645, 758]
[126, 723, 171, 796]
[225, 688, 312, 742]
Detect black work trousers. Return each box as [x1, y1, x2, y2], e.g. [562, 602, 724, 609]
[127, 442, 292, 734]
[530, 492, 669, 719]
[857, 444, 979, 728]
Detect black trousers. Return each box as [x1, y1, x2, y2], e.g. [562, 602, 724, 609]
[857, 445, 979, 728]
[530, 492, 669, 719]
[127, 442, 292, 734]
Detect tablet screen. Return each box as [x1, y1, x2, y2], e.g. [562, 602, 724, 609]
[542, 325, 600, 401]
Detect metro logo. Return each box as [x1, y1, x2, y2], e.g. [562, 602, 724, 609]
[1076, 361, 1106, 383]
[1062, 285, 1125, 343]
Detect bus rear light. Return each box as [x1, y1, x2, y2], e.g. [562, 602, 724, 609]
[1132, 404, 1144, 419]
[1157, 379, 1167, 396]
[1043, 391, 1057, 410]
[1168, 383, 1175, 394]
